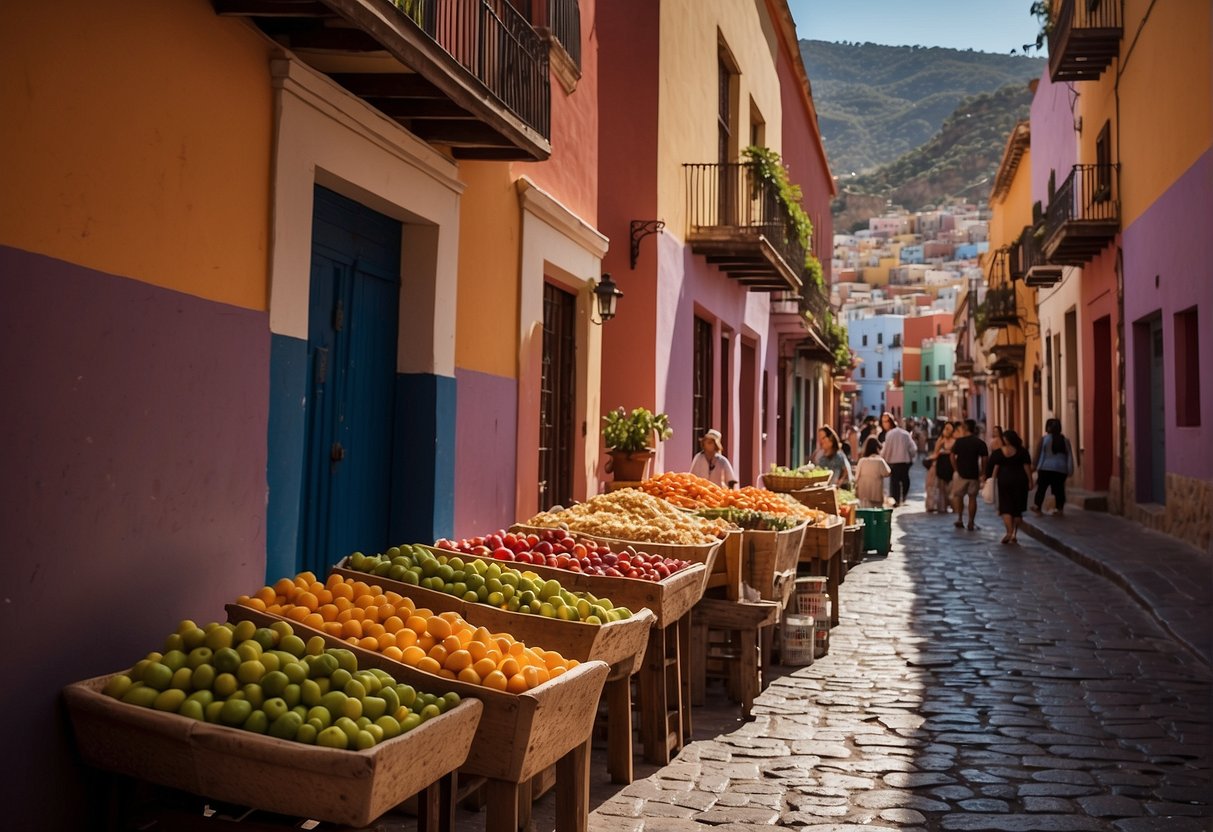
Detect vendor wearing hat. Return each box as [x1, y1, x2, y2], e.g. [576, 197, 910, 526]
[690, 429, 738, 489]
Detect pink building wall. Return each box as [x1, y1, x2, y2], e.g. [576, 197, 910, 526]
[1030, 72, 1078, 208]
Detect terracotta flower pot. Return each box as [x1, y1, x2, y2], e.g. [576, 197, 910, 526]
[605, 449, 654, 482]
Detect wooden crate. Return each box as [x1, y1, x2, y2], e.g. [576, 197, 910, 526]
[227, 605, 609, 786]
[744, 522, 809, 603]
[843, 524, 864, 567]
[572, 534, 723, 595]
[799, 515, 845, 562]
[791, 484, 840, 515]
[419, 546, 704, 631]
[705, 530, 744, 601]
[63, 673, 482, 829]
[331, 559, 655, 677]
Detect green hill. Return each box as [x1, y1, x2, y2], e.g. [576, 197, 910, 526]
[800, 40, 1045, 176]
[833, 83, 1035, 232]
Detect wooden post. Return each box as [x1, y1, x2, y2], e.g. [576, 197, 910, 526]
[606, 676, 633, 784]
[555, 739, 592, 832]
[639, 624, 670, 765]
[484, 779, 521, 832]
[417, 771, 456, 832]
[678, 613, 692, 742]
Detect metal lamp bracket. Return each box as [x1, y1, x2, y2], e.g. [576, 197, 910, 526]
[630, 220, 665, 269]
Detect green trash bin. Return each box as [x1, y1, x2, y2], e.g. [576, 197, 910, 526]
[855, 507, 892, 556]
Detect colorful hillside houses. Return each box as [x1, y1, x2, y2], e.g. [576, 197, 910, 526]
[979, 0, 1212, 549]
[0, 1, 841, 825]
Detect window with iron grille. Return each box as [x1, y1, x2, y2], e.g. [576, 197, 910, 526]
[693, 317, 714, 456]
[539, 283, 575, 510]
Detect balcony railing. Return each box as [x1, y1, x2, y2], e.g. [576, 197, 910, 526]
[542, 0, 581, 70]
[1048, 0, 1122, 82]
[985, 286, 1019, 328]
[216, 0, 550, 159]
[1043, 163, 1120, 266]
[685, 162, 806, 294]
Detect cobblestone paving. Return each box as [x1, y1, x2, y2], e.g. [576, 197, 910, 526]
[589, 499, 1213, 832]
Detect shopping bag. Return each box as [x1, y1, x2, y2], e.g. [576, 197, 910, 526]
[980, 478, 995, 505]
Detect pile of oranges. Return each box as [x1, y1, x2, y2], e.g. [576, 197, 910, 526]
[640, 472, 817, 518]
[236, 573, 578, 693]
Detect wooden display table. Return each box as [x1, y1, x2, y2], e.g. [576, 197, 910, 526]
[689, 597, 780, 717]
[64, 672, 482, 831]
[228, 605, 609, 832]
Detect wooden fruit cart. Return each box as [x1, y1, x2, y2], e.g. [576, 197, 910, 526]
[333, 555, 657, 785]
[228, 605, 610, 832]
[570, 535, 722, 766]
[64, 672, 483, 831]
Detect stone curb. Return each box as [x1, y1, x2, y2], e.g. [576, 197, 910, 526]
[1020, 517, 1211, 668]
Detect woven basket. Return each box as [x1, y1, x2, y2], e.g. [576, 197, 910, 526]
[763, 471, 832, 493]
[780, 614, 816, 666]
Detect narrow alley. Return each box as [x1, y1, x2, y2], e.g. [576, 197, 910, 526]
[589, 494, 1213, 832]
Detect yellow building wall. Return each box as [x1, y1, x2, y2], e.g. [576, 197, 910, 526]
[1075, 0, 1212, 227]
[990, 146, 1034, 250]
[656, 0, 785, 234]
[455, 162, 522, 379]
[0, 0, 273, 311]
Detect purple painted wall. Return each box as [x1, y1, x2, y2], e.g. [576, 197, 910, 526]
[0, 246, 269, 829]
[453, 367, 518, 537]
[1030, 71, 1078, 206]
[1122, 148, 1213, 481]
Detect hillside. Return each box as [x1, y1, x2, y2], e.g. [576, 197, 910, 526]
[832, 83, 1035, 232]
[800, 40, 1044, 176]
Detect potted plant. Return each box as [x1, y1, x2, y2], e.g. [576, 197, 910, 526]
[602, 407, 672, 481]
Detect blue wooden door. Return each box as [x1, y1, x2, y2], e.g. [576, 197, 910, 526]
[302, 186, 401, 574]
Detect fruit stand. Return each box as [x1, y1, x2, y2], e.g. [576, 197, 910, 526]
[230, 604, 610, 832]
[65, 672, 482, 829]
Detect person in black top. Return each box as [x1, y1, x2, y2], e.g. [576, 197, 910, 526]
[949, 418, 989, 531]
[986, 429, 1033, 544]
[858, 415, 878, 449]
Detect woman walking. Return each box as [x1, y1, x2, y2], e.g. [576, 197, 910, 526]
[854, 437, 891, 508]
[985, 429, 1033, 544]
[929, 421, 957, 513]
[1032, 418, 1074, 516]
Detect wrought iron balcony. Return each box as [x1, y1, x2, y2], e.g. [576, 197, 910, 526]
[216, 0, 551, 160]
[954, 357, 975, 377]
[1048, 0, 1122, 82]
[1016, 223, 1063, 288]
[684, 162, 806, 295]
[1043, 164, 1119, 266]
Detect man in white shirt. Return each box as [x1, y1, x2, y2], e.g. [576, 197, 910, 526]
[689, 429, 738, 489]
[879, 412, 915, 506]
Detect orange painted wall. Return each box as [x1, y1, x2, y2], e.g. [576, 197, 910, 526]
[515, 0, 599, 227]
[1116, 0, 1212, 226]
[455, 162, 522, 379]
[0, 0, 273, 311]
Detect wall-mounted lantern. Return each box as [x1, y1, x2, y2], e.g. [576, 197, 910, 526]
[592, 273, 623, 324]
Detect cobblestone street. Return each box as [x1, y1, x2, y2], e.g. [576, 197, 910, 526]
[589, 495, 1213, 832]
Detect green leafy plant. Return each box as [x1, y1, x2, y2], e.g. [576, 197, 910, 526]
[602, 407, 672, 454]
[743, 146, 817, 275]
[1026, 2, 1052, 52]
[820, 310, 853, 369]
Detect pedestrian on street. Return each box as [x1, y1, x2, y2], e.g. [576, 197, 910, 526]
[813, 425, 853, 487]
[842, 421, 860, 464]
[690, 429, 738, 489]
[1032, 417, 1074, 516]
[950, 418, 989, 531]
[927, 421, 956, 513]
[854, 437, 891, 508]
[858, 415, 878, 449]
[879, 412, 915, 506]
[986, 428, 1033, 544]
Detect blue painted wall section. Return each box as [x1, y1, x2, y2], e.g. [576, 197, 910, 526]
[266, 332, 308, 580]
[391, 372, 456, 544]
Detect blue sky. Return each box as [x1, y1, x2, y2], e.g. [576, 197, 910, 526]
[787, 0, 1043, 55]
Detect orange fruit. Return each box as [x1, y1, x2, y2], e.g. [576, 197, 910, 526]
[439, 611, 460, 624]
[355, 594, 374, 610]
[376, 633, 396, 650]
[364, 622, 386, 639]
[428, 645, 448, 665]
[255, 586, 277, 605]
[416, 657, 442, 674]
[445, 650, 472, 672]
[341, 620, 362, 639]
[523, 666, 543, 689]
[319, 604, 339, 621]
[437, 669, 456, 680]
[473, 658, 498, 679]
[384, 591, 403, 605]
[245, 597, 267, 612]
[349, 608, 366, 622]
[297, 571, 318, 586]
[332, 582, 354, 601]
[549, 666, 567, 679]
[442, 635, 462, 654]
[405, 615, 428, 634]
[303, 613, 325, 631]
[396, 629, 417, 648]
[323, 622, 344, 637]
[296, 592, 319, 611]
[457, 667, 481, 685]
[383, 645, 404, 661]
[498, 658, 520, 679]
[274, 578, 296, 596]
[467, 641, 488, 662]
[483, 670, 508, 692]
[334, 597, 353, 612]
[358, 636, 379, 651]
[427, 617, 451, 640]
[506, 674, 529, 694]
[383, 616, 404, 633]
[401, 646, 426, 666]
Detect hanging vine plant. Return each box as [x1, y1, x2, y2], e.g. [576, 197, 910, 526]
[742, 145, 820, 285]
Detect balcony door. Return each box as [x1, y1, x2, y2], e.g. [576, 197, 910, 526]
[739, 340, 756, 486]
[539, 282, 576, 510]
[693, 317, 713, 457]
